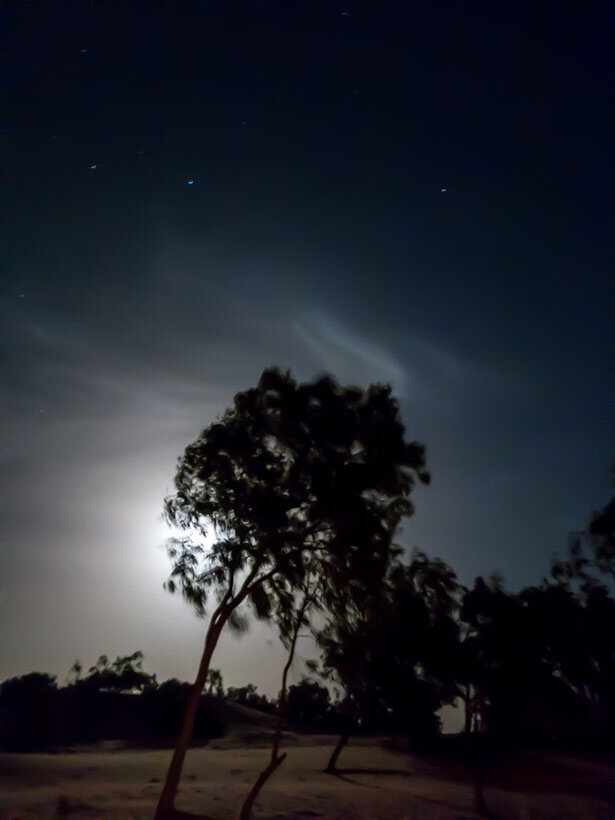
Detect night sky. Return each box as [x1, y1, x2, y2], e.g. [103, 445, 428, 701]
[4, 1, 612, 702]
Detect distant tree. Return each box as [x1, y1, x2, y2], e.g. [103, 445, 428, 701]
[226, 683, 271, 711]
[83, 650, 154, 693]
[65, 659, 82, 685]
[549, 492, 615, 740]
[87, 654, 110, 676]
[0, 673, 58, 750]
[456, 573, 615, 813]
[154, 367, 429, 818]
[205, 668, 224, 697]
[226, 683, 256, 703]
[284, 678, 331, 727]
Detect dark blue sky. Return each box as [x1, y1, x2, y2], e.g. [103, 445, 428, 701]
[4, 0, 612, 695]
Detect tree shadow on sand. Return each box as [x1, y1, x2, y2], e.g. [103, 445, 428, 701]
[53, 798, 214, 820]
[323, 766, 413, 788]
[333, 766, 413, 776]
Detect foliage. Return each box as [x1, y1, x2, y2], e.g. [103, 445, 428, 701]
[163, 367, 429, 625]
[226, 683, 274, 713]
[552, 495, 615, 591]
[283, 678, 332, 729]
[0, 673, 58, 751]
[459, 573, 615, 746]
[319, 550, 461, 748]
[81, 651, 156, 693]
[205, 668, 224, 697]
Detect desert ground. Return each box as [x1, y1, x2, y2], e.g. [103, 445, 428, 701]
[2, 729, 614, 820]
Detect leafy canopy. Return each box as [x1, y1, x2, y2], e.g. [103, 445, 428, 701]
[163, 367, 429, 623]
[317, 550, 460, 740]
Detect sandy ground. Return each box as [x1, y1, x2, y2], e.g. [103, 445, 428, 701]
[1, 734, 614, 820]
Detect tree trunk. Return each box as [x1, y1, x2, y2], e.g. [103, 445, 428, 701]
[154, 621, 222, 820]
[463, 684, 473, 734]
[238, 751, 287, 820]
[237, 592, 310, 820]
[324, 732, 350, 773]
[473, 770, 487, 815]
[464, 702, 472, 735]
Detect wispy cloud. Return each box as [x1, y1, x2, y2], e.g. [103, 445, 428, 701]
[292, 309, 408, 393]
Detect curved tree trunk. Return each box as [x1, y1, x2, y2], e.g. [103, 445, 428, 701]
[324, 731, 350, 773]
[237, 592, 310, 820]
[154, 618, 223, 820]
[154, 562, 274, 819]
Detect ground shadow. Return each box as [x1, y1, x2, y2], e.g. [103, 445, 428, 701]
[323, 766, 413, 789]
[334, 766, 413, 776]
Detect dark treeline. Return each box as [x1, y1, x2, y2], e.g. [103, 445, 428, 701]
[0, 658, 373, 752]
[0, 654, 226, 752]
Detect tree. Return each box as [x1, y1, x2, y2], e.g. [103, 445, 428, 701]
[205, 668, 224, 697]
[318, 550, 460, 772]
[83, 651, 154, 693]
[552, 494, 615, 591]
[238, 587, 314, 820]
[457, 575, 606, 814]
[226, 683, 272, 711]
[153, 367, 429, 818]
[284, 678, 331, 728]
[550, 493, 615, 740]
[65, 659, 82, 685]
[0, 673, 58, 750]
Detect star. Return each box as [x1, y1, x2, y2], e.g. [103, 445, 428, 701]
[187, 179, 195, 185]
[441, 187, 447, 192]
[90, 164, 97, 170]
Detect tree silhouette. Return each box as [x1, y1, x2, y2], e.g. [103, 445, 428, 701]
[318, 550, 460, 772]
[225, 683, 272, 711]
[83, 651, 155, 693]
[204, 668, 224, 697]
[0, 673, 58, 751]
[153, 367, 429, 818]
[549, 493, 615, 739]
[284, 678, 331, 728]
[65, 659, 82, 685]
[553, 494, 615, 591]
[457, 571, 615, 814]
